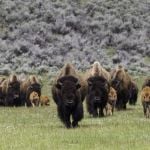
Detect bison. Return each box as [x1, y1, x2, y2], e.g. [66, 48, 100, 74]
[20, 75, 41, 106]
[111, 65, 132, 110]
[105, 87, 117, 116]
[86, 76, 110, 117]
[40, 95, 50, 106]
[29, 91, 40, 107]
[1, 75, 21, 106]
[141, 86, 150, 118]
[52, 63, 86, 128]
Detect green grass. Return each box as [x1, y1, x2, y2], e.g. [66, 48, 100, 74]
[0, 76, 149, 150]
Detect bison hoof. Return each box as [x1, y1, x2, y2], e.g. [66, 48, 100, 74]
[65, 122, 71, 128]
[72, 121, 79, 128]
[93, 112, 98, 118]
[99, 114, 104, 117]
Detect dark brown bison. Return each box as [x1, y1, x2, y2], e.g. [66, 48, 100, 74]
[0, 75, 21, 106]
[111, 65, 131, 110]
[86, 76, 110, 117]
[141, 86, 150, 118]
[52, 63, 86, 128]
[142, 77, 150, 89]
[20, 75, 41, 106]
[129, 81, 138, 105]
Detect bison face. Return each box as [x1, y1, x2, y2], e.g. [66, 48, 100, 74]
[56, 76, 81, 106]
[27, 83, 41, 96]
[7, 81, 20, 99]
[111, 79, 123, 91]
[87, 76, 110, 103]
[108, 87, 117, 105]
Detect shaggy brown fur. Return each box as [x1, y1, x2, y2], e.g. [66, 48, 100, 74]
[142, 77, 150, 89]
[111, 65, 132, 110]
[86, 61, 111, 82]
[141, 86, 150, 118]
[40, 96, 50, 106]
[20, 75, 41, 106]
[29, 91, 40, 107]
[105, 87, 117, 116]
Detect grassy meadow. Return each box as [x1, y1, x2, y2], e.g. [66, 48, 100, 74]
[0, 75, 150, 150]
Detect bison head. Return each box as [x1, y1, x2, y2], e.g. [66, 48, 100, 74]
[111, 69, 125, 91]
[27, 83, 41, 97]
[141, 86, 150, 102]
[111, 78, 123, 91]
[7, 81, 20, 100]
[87, 76, 110, 103]
[56, 76, 81, 106]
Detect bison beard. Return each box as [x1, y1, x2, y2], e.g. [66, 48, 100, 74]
[52, 76, 83, 128]
[86, 76, 110, 117]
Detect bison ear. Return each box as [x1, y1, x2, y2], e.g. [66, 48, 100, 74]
[87, 79, 92, 86]
[76, 83, 81, 89]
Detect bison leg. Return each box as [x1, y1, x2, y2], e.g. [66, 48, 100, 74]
[99, 106, 104, 117]
[58, 106, 71, 128]
[112, 103, 115, 115]
[142, 102, 147, 117]
[72, 103, 83, 128]
[31, 102, 35, 107]
[93, 108, 98, 117]
[91, 104, 98, 117]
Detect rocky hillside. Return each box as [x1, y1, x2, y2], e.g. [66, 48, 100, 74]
[0, 0, 149, 75]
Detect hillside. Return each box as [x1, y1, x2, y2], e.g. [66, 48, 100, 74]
[0, 0, 149, 74]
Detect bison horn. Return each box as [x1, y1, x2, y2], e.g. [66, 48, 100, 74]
[56, 80, 63, 89]
[76, 82, 81, 89]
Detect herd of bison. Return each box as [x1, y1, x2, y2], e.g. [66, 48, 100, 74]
[0, 62, 149, 128]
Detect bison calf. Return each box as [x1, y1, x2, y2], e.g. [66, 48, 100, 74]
[105, 87, 117, 116]
[29, 91, 40, 107]
[40, 96, 50, 106]
[141, 86, 150, 118]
